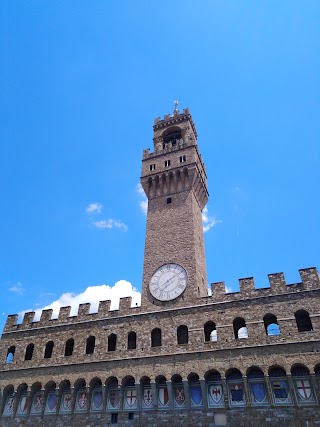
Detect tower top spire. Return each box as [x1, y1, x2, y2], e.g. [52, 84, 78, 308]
[173, 100, 179, 116]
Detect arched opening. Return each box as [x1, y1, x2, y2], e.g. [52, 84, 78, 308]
[156, 376, 169, 409]
[268, 366, 291, 404]
[162, 126, 182, 149]
[172, 374, 185, 408]
[188, 373, 202, 407]
[247, 367, 268, 405]
[291, 364, 316, 404]
[44, 381, 57, 415]
[226, 369, 245, 406]
[177, 325, 188, 344]
[263, 313, 281, 335]
[44, 341, 54, 359]
[295, 309, 313, 332]
[25, 343, 34, 361]
[64, 338, 74, 357]
[90, 377, 103, 413]
[128, 331, 137, 350]
[233, 317, 248, 339]
[140, 377, 152, 409]
[6, 345, 15, 363]
[108, 333, 117, 352]
[16, 383, 29, 416]
[204, 321, 217, 342]
[30, 382, 42, 415]
[86, 335, 95, 354]
[151, 328, 162, 347]
[59, 380, 72, 414]
[106, 377, 119, 412]
[2, 385, 15, 416]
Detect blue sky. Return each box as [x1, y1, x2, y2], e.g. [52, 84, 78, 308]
[0, 1, 319, 332]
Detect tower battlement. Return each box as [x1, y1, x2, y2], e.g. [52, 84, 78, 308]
[3, 267, 319, 333]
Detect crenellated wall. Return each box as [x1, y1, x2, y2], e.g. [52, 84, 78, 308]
[3, 267, 319, 333]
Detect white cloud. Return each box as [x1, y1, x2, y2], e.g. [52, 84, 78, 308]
[20, 280, 141, 322]
[93, 219, 128, 232]
[202, 206, 221, 232]
[8, 282, 24, 296]
[86, 202, 103, 214]
[136, 183, 148, 215]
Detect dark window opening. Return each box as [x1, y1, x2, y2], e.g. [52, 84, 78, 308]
[86, 335, 95, 354]
[108, 333, 117, 352]
[204, 321, 217, 342]
[151, 328, 162, 347]
[6, 346, 15, 363]
[177, 325, 188, 344]
[25, 343, 34, 361]
[128, 412, 134, 420]
[179, 155, 186, 163]
[65, 338, 74, 357]
[167, 197, 172, 204]
[295, 309, 313, 332]
[263, 313, 281, 336]
[128, 331, 137, 350]
[44, 341, 54, 359]
[164, 160, 171, 167]
[111, 413, 118, 424]
[149, 164, 156, 171]
[233, 317, 248, 339]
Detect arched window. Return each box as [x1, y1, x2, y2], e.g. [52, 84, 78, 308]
[247, 367, 268, 406]
[263, 313, 281, 336]
[44, 341, 54, 359]
[188, 374, 202, 408]
[86, 336, 95, 354]
[291, 365, 316, 404]
[128, 331, 136, 350]
[204, 321, 217, 342]
[177, 325, 188, 344]
[64, 338, 74, 356]
[233, 317, 248, 339]
[108, 333, 117, 352]
[25, 343, 34, 361]
[268, 366, 292, 405]
[295, 310, 313, 332]
[151, 328, 162, 347]
[226, 369, 245, 406]
[6, 346, 15, 363]
[172, 375, 185, 408]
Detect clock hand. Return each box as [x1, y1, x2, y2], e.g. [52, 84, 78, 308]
[160, 271, 181, 291]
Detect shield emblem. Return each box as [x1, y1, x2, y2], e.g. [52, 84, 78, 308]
[296, 380, 312, 400]
[18, 395, 28, 414]
[109, 390, 120, 408]
[158, 387, 169, 407]
[4, 396, 14, 416]
[61, 393, 72, 411]
[125, 388, 137, 408]
[174, 386, 185, 406]
[251, 383, 267, 403]
[32, 394, 42, 412]
[191, 386, 202, 406]
[77, 392, 87, 410]
[46, 392, 57, 413]
[209, 385, 223, 405]
[230, 384, 244, 403]
[143, 388, 153, 407]
[92, 390, 103, 410]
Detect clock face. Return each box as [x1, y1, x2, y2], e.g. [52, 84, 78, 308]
[149, 263, 188, 301]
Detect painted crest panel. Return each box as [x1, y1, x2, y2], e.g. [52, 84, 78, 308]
[294, 379, 317, 404]
[30, 393, 43, 414]
[173, 385, 186, 408]
[107, 389, 120, 410]
[60, 392, 72, 414]
[249, 382, 268, 406]
[190, 385, 203, 407]
[142, 387, 153, 409]
[91, 389, 103, 412]
[45, 392, 57, 414]
[158, 387, 169, 409]
[75, 389, 88, 413]
[123, 388, 137, 410]
[3, 395, 14, 417]
[16, 394, 29, 416]
[207, 384, 224, 407]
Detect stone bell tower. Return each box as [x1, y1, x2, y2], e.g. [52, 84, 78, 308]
[140, 104, 209, 310]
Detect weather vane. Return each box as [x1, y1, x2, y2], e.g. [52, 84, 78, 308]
[174, 100, 179, 111]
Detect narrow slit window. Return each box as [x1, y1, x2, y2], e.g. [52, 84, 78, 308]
[167, 197, 172, 204]
[149, 164, 156, 171]
[164, 160, 171, 167]
[179, 155, 186, 163]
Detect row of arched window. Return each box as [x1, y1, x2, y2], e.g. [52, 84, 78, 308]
[1, 364, 319, 419]
[5, 310, 314, 363]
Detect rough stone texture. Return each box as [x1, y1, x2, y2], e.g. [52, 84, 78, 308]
[0, 110, 319, 426]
